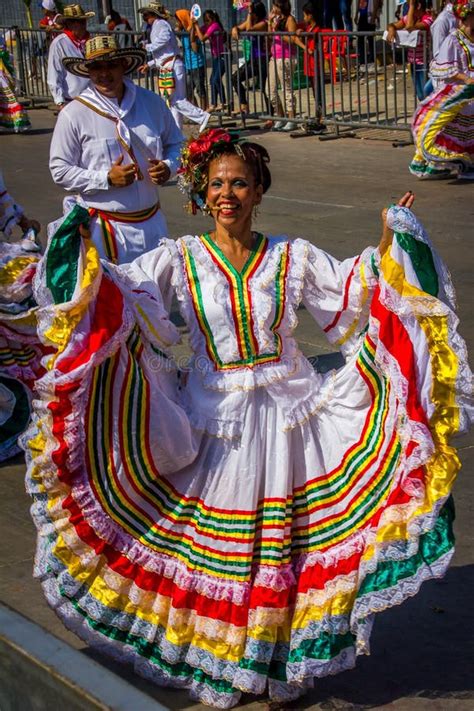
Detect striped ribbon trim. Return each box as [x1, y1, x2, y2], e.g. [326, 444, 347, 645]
[181, 235, 291, 370]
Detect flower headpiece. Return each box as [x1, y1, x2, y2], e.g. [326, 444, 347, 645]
[454, 0, 474, 18]
[178, 128, 242, 214]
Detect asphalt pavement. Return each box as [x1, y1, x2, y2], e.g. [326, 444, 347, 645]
[0, 109, 473, 711]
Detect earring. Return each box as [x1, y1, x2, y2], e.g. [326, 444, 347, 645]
[253, 205, 260, 218]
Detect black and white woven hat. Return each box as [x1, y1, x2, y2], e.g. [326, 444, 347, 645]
[62, 35, 146, 77]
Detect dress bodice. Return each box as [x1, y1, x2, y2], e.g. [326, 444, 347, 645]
[116, 234, 379, 432]
[176, 233, 298, 374]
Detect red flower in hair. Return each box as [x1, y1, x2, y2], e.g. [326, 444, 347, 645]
[178, 128, 242, 213]
[454, 0, 474, 17]
[187, 128, 233, 163]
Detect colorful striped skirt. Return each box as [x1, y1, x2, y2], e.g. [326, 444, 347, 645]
[0, 59, 30, 134]
[0, 241, 43, 461]
[410, 82, 474, 179]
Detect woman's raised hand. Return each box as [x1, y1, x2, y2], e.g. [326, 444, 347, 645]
[396, 191, 415, 210]
[379, 191, 415, 256]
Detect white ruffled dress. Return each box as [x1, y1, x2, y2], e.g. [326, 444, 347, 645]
[23, 205, 472, 708]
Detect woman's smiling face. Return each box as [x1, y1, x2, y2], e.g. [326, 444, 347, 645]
[206, 154, 263, 229]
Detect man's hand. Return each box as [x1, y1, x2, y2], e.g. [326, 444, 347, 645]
[139, 63, 149, 74]
[148, 159, 171, 185]
[108, 155, 136, 187]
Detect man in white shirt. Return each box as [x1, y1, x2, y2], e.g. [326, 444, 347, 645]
[49, 35, 184, 264]
[138, 2, 210, 132]
[47, 3, 94, 109]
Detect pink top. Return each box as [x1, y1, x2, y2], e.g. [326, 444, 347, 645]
[203, 21, 225, 57]
[401, 13, 433, 65]
[272, 27, 297, 59]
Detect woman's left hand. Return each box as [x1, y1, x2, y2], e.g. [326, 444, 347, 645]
[379, 191, 415, 256]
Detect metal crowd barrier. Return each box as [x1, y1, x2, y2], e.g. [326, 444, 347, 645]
[1, 26, 430, 134]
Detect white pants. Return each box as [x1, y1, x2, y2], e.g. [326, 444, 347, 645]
[169, 59, 208, 130]
[89, 208, 169, 265]
[267, 57, 296, 116]
[57, 196, 169, 265]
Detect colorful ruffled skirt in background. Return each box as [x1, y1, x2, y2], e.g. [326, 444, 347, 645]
[0, 241, 42, 460]
[410, 83, 474, 179]
[0, 55, 30, 134]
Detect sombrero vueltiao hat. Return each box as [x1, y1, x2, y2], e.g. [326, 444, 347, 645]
[57, 3, 95, 21]
[62, 35, 146, 77]
[137, 2, 171, 19]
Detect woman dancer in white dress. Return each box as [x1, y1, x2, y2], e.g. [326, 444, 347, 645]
[22, 128, 472, 708]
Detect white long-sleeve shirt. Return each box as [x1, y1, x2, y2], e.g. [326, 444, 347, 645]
[145, 18, 180, 68]
[430, 3, 457, 59]
[47, 33, 90, 105]
[49, 81, 184, 212]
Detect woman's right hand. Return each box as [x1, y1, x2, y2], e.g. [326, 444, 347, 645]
[379, 191, 415, 256]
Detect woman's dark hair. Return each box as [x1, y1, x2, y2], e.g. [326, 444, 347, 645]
[110, 9, 122, 24]
[251, 2, 267, 21]
[273, 0, 292, 17]
[204, 9, 225, 30]
[204, 142, 272, 195]
[302, 0, 323, 24]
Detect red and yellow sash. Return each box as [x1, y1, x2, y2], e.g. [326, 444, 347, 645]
[88, 203, 160, 263]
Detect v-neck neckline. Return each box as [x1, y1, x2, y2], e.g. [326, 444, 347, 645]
[200, 232, 266, 278]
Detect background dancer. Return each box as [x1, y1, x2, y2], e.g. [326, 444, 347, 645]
[49, 35, 183, 264]
[139, 2, 210, 132]
[0, 37, 30, 133]
[0, 170, 42, 462]
[47, 3, 94, 110]
[411, 0, 474, 180]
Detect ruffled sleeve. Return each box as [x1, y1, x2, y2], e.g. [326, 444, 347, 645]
[301, 242, 380, 355]
[107, 241, 181, 353]
[35, 206, 180, 360]
[31, 204, 199, 476]
[430, 31, 464, 82]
